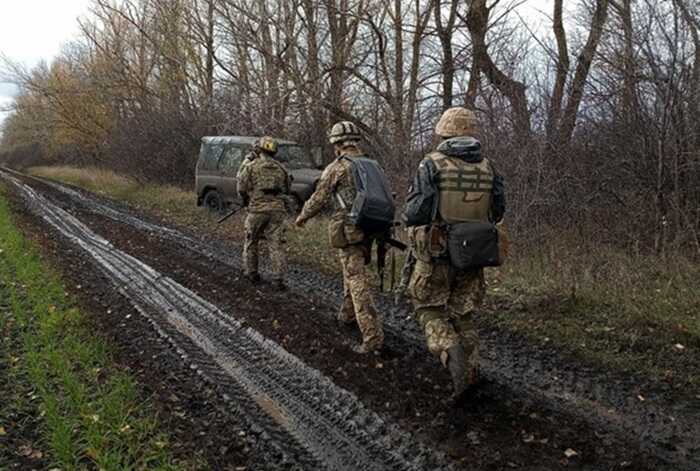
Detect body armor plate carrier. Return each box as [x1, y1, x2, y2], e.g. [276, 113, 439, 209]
[428, 152, 494, 224]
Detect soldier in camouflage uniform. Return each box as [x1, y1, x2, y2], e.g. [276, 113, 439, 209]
[403, 107, 505, 399]
[237, 136, 292, 290]
[295, 121, 384, 354]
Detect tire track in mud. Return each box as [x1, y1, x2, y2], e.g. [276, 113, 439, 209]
[1, 170, 455, 471]
[8, 169, 700, 470]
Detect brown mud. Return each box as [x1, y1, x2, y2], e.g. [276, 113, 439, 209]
[2, 169, 697, 470]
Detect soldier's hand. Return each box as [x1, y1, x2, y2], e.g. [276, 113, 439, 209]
[294, 216, 306, 228]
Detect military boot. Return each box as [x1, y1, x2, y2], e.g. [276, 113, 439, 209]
[446, 343, 469, 398]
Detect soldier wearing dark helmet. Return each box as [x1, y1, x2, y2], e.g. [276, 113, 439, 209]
[295, 121, 384, 354]
[237, 136, 292, 290]
[403, 107, 506, 400]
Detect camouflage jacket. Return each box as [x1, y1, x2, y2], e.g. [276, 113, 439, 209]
[298, 149, 361, 223]
[237, 153, 291, 213]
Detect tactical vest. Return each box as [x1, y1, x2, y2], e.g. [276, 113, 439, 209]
[252, 158, 286, 192]
[428, 152, 493, 224]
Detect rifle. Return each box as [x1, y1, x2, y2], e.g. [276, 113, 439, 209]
[376, 225, 407, 293]
[217, 203, 244, 224]
[377, 239, 388, 292]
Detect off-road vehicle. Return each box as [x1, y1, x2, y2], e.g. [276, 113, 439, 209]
[195, 136, 323, 213]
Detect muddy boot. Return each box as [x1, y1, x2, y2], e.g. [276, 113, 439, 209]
[446, 344, 469, 399]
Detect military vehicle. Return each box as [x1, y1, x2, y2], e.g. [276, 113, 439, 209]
[195, 136, 323, 213]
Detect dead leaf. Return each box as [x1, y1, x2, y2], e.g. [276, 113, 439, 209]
[522, 434, 535, 443]
[0, 426, 6, 436]
[637, 394, 645, 402]
[564, 448, 578, 458]
[18, 445, 43, 460]
[674, 343, 685, 351]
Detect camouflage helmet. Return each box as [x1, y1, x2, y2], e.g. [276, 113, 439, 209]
[254, 136, 278, 155]
[328, 121, 361, 145]
[435, 107, 479, 138]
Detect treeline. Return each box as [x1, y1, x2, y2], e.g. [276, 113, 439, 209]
[1, 0, 699, 255]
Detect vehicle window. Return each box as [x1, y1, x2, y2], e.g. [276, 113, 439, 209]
[219, 145, 243, 174]
[277, 145, 310, 170]
[201, 144, 224, 171]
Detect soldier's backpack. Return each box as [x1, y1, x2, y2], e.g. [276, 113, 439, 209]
[344, 156, 395, 234]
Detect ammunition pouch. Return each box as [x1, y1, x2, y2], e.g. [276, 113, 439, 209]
[329, 214, 364, 249]
[329, 216, 348, 248]
[447, 222, 502, 270]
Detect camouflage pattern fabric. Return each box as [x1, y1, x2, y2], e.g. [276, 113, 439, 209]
[338, 245, 384, 349]
[298, 148, 384, 350]
[297, 152, 357, 223]
[243, 211, 287, 281]
[394, 248, 416, 303]
[407, 258, 484, 375]
[237, 153, 291, 214]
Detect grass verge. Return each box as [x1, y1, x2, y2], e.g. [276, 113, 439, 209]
[28, 165, 700, 391]
[0, 190, 196, 470]
[486, 237, 700, 391]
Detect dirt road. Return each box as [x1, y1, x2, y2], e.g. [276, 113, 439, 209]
[2, 168, 697, 470]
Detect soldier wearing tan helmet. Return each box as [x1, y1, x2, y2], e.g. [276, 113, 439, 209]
[402, 107, 506, 400]
[237, 136, 292, 290]
[295, 121, 385, 354]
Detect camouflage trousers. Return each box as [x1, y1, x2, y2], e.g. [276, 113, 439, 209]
[407, 259, 484, 372]
[338, 244, 384, 349]
[243, 211, 287, 281]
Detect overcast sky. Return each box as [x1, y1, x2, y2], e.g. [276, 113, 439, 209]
[0, 0, 553, 128]
[0, 0, 91, 124]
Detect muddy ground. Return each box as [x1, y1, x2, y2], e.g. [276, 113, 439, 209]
[3, 172, 696, 470]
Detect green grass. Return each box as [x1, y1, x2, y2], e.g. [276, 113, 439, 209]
[28, 165, 700, 390]
[485, 238, 700, 389]
[0, 191, 199, 470]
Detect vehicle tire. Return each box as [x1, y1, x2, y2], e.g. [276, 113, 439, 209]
[204, 190, 225, 214]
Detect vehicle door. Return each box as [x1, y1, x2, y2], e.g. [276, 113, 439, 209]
[196, 143, 225, 198]
[217, 144, 244, 202]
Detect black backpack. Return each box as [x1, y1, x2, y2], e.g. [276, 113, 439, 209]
[345, 156, 395, 234]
